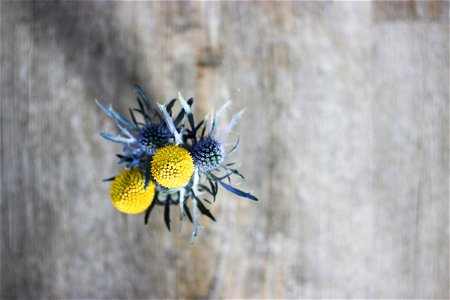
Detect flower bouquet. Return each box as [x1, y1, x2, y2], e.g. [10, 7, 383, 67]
[96, 85, 257, 242]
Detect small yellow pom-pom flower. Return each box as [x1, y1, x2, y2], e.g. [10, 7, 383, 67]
[110, 168, 155, 214]
[151, 145, 194, 188]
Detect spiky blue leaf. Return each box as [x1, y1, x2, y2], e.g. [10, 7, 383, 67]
[220, 109, 245, 142]
[165, 98, 177, 116]
[157, 103, 183, 145]
[216, 178, 258, 201]
[178, 92, 195, 130]
[195, 196, 216, 221]
[100, 131, 134, 144]
[227, 135, 240, 155]
[95, 99, 136, 130]
[191, 196, 199, 244]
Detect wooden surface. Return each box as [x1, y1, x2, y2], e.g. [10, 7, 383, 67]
[1, 1, 448, 298]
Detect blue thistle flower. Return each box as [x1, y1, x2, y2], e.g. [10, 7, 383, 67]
[137, 124, 172, 154]
[192, 137, 225, 173]
[96, 85, 174, 164]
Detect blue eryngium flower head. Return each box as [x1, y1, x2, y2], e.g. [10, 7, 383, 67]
[137, 124, 172, 154]
[192, 137, 224, 173]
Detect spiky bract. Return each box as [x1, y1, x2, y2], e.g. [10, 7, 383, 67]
[137, 124, 172, 154]
[192, 137, 224, 173]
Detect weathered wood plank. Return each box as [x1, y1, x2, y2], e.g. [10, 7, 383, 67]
[1, 1, 448, 298]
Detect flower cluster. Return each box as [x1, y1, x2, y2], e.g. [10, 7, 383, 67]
[96, 84, 257, 242]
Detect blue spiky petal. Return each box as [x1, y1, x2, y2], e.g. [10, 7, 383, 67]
[192, 137, 224, 173]
[137, 124, 172, 154]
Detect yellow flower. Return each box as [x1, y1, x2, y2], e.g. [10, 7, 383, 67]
[110, 168, 155, 214]
[151, 145, 194, 188]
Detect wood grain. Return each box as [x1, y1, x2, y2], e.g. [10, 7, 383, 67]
[1, 1, 448, 298]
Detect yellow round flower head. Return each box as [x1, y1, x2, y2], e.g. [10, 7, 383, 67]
[151, 145, 194, 188]
[110, 168, 155, 214]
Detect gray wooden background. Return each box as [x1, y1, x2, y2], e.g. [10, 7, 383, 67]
[1, 1, 448, 299]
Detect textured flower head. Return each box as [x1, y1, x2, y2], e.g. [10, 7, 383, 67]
[151, 145, 194, 188]
[192, 137, 224, 173]
[110, 168, 155, 214]
[137, 124, 172, 154]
